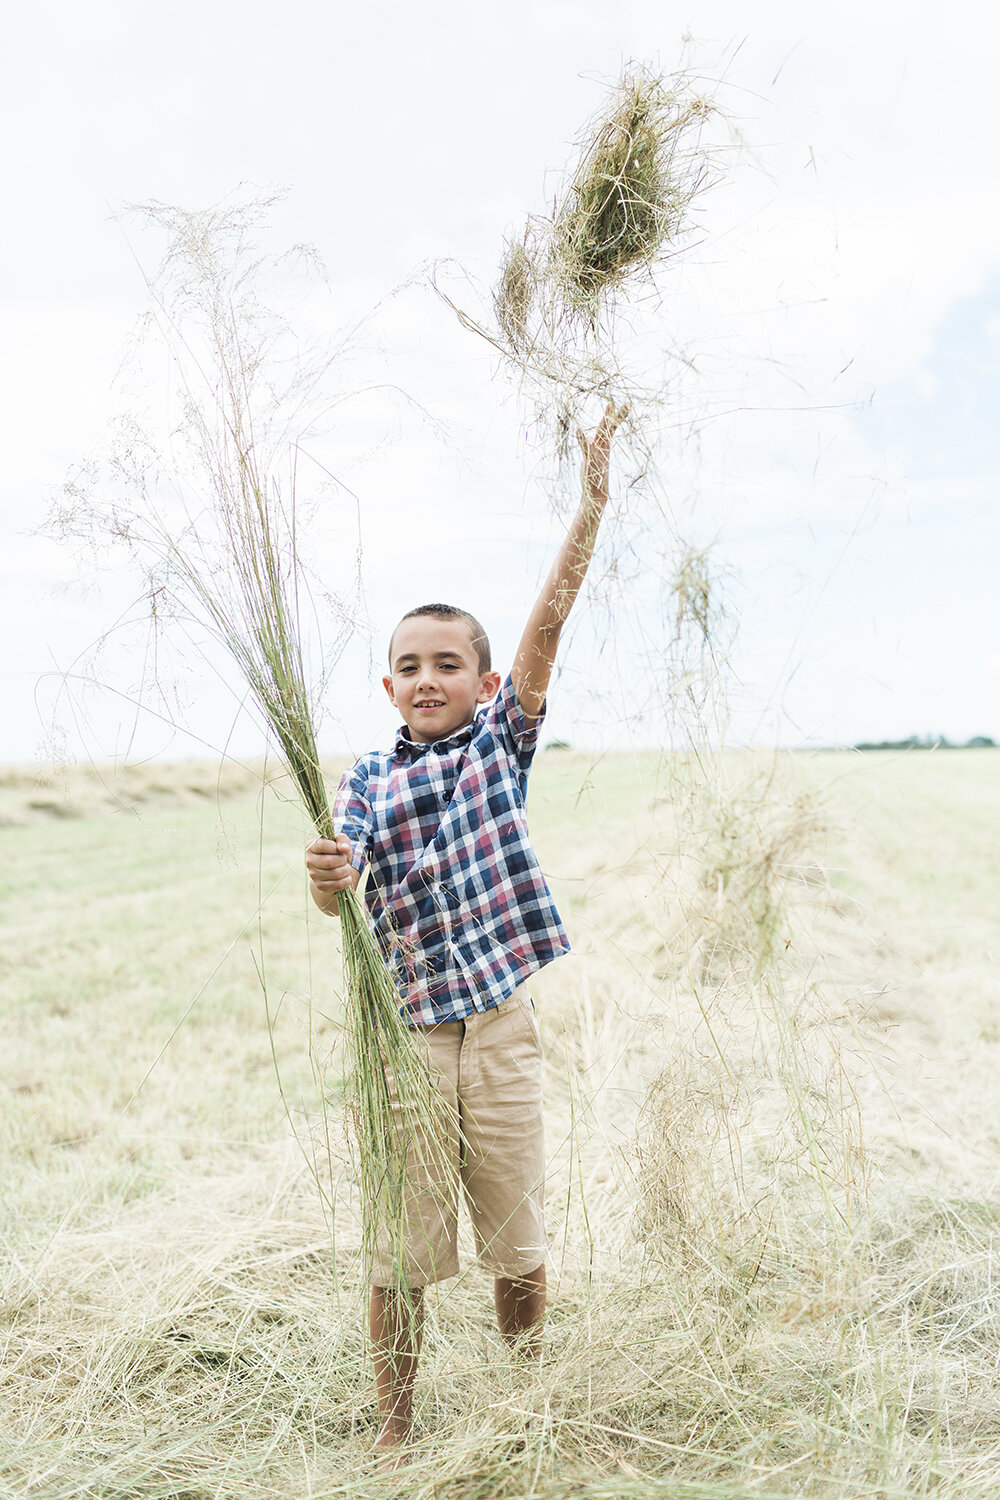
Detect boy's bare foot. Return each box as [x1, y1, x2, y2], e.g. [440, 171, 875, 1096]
[374, 1424, 412, 1471]
[369, 1284, 423, 1470]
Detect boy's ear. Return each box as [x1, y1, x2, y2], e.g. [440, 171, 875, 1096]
[382, 674, 397, 706]
[477, 670, 502, 703]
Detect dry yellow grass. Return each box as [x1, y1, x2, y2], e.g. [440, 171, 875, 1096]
[2, 747, 1000, 1498]
[0, 758, 263, 828]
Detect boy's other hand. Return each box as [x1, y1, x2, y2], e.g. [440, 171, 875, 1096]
[306, 834, 359, 914]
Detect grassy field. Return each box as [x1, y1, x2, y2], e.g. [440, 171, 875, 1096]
[2, 747, 1000, 1498]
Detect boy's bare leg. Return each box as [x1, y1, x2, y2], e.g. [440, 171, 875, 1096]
[369, 1285, 424, 1454]
[494, 1263, 546, 1354]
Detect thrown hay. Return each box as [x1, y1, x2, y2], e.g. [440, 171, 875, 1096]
[672, 545, 715, 648]
[443, 65, 718, 458]
[556, 78, 701, 310]
[500, 71, 712, 334]
[495, 238, 536, 355]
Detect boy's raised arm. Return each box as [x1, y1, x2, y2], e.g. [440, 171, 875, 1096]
[511, 402, 629, 724]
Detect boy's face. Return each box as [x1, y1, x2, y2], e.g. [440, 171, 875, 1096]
[384, 618, 500, 743]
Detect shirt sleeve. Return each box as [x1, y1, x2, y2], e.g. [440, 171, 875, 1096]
[488, 673, 544, 768]
[333, 758, 374, 874]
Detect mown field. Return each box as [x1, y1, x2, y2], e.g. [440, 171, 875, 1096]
[2, 748, 1000, 1499]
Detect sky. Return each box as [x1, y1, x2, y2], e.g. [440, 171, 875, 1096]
[3, 0, 999, 764]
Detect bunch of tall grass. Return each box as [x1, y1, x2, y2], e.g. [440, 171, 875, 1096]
[49, 193, 452, 1301]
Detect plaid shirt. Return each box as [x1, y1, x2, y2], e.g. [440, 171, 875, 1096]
[333, 674, 570, 1026]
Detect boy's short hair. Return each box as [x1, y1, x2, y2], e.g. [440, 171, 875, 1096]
[390, 603, 491, 674]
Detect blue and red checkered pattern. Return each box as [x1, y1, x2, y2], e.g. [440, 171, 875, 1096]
[333, 674, 570, 1026]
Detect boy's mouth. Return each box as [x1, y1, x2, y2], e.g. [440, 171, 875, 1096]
[415, 701, 444, 712]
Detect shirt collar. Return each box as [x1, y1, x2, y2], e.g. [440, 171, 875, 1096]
[394, 718, 476, 759]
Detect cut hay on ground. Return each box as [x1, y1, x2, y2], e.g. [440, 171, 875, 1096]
[4, 749, 1000, 1497]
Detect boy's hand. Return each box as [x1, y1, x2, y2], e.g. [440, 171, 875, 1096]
[577, 401, 630, 501]
[306, 834, 359, 915]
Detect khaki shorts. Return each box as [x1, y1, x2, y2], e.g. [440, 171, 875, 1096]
[371, 985, 547, 1288]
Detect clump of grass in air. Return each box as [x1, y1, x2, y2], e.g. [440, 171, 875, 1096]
[689, 769, 824, 982]
[541, 71, 710, 326]
[49, 191, 452, 1302]
[495, 238, 536, 355]
[672, 545, 714, 646]
[555, 78, 678, 311]
[442, 65, 718, 460]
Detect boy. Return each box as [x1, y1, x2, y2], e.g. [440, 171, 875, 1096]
[306, 402, 628, 1456]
